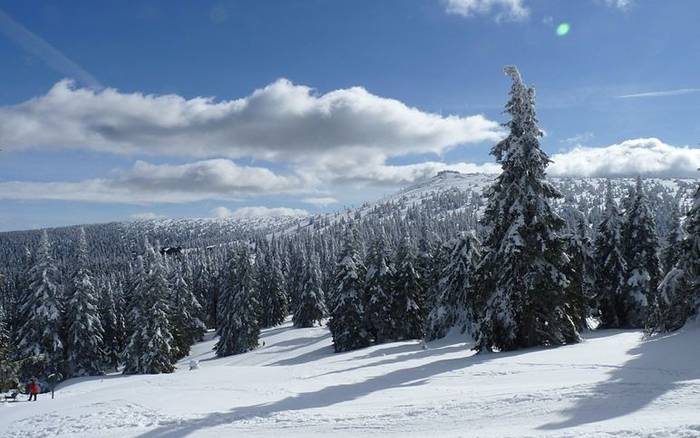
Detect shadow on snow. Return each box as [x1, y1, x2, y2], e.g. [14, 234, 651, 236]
[540, 328, 700, 430]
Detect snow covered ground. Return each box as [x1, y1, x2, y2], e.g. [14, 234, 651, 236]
[2, 321, 700, 437]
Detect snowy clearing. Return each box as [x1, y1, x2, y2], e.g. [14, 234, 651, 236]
[2, 321, 699, 437]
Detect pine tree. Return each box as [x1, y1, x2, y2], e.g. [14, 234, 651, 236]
[170, 265, 206, 359]
[65, 228, 105, 377]
[293, 254, 327, 328]
[661, 204, 683, 274]
[475, 66, 578, 352]
[16, 230, 64, 378]
[99, 280, 122, 372]
[593, 182, 628, 328]
[564, 218, 595, 331]
[0, 305, 9, 361]
[364, 234, 395, 342]
[651, 179, 700, 332]
[123, 241, 176, 374]
[619, 177, 661, 327]
[0, 304, 18, 392]
[215, 247, 261, 356]
[424, 238, 450, 320]
[425, 232, 481, 341]
[258, 250, 289, 328]
[392, 238, 425, 340]
[329, 228, 371, 352]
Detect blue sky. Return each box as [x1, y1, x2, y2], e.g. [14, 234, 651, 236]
[0, 0, 699, 231]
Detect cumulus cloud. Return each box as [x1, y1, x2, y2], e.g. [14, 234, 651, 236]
[443, 0, 529, 21]
[0, 79, 501, 162]
[603, 0, 633, 9]
[0, 138, 695, 205]
[548, 138, 700, 178]
[129, 212, 165, 220]
[0, 159, 306, 203]
[211, 206, 233, 218]
[214, 206, 309, 219]
[300, 151, 501, 186]
[302, 197, 339, 207]
[561, 132, 595, 146]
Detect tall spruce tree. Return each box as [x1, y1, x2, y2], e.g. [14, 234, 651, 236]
[391, 238, 425, 341]
[293, 254, 327, 328]
[170, 266, 206, 359]
[123, 241, 176, 374]
[564, 218, 596, 331]
[364, 234, 395, 342]
[661, 204, 683, 275]
[215, 247, 261, 356]
[620, 177, 661, 327]
[0, 304, 18, 392]
[329, 228, 371, 352]
[16, 230, 64, 378]
[100, 280, 123, 372]
[65, 228, 105, 377]
[0, 304, 9, 361]
[258, 250, 289, 328]
[652, 179, 700, 332]
[593, 182, 628, 328]
[425, 232, 481, 341]
[475, 66, 578, 352]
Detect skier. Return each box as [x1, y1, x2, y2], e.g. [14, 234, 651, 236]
[27, 378, 40, 401]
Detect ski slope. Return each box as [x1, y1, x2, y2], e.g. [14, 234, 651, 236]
[2, 321, 700, 437]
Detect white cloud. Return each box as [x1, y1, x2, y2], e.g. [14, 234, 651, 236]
[214, 206, 309, 219]
[0, 159, 306, 204]
[299, 150, 501, 186]
[561, 131, 595, 146]
[443, 0, 529, 21]
[302, 197, 339, 207]
[0, 137, 695, 205]
[617, 88, 700, 99]
[211, 206, 233, 218]
[603, 0, 633, 9]
[548, 138, 700, 178]
[129, 212, 165, 220]
[0, 79, 501, 162]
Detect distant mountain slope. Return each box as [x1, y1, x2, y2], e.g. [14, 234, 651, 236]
[0, 172, 696, 273]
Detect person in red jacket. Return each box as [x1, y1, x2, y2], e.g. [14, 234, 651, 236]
[27, 378, 40, 401]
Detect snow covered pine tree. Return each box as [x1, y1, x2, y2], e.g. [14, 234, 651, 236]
[169, 265, 206, 359]
[653, 177, 700, 332]
[258, 249, 289, 328]
[123, 240, 176, 374]
[391, 237, 425, 341]
[593, 181, 628, 328]
[65, 228, 105, 377]
[329, 228, 371, 352]
[425, 232, 481, 341]
[293, 253, 327, 328]
[475, 66, 579, 352]
[364, 233, 395, 343]
[620, 177, 662, 328]
[215, 246, 261, 356]
[15, 230, 64, 378]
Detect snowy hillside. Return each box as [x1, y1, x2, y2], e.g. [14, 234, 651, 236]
[2, 320, 699, 437]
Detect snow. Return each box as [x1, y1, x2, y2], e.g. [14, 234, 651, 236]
[2, 321, 700, 437]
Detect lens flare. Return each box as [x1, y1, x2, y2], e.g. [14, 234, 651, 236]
[556, 23, 570, 36]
